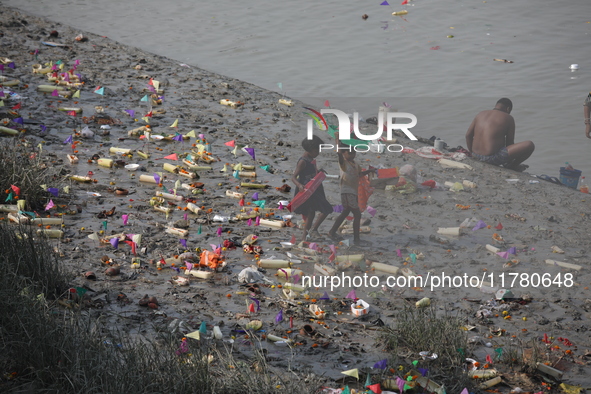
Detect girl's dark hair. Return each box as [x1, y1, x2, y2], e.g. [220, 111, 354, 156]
[302, 135, 324, 152]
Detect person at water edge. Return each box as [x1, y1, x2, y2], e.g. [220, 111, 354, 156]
[291, 135, 333, 242]
[465, 98, 534, 171]
[584, 92, 591, 139]
[328, 132, 376, 246]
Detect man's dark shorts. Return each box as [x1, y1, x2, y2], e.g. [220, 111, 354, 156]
[472, 147, 509, 166]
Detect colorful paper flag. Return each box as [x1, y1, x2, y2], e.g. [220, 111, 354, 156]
[72, 90, 80, 98]
[373, 359, 387, 370]
[170, 119, 179, 128]
[172, 134, 183, 142]
[44, 199, 55, 210]
[11, 102, 21, 110]
[381, 0, 390, 4]
[346, 290, 357, 299]
[140, 95, 149, 102]
[122, 214, 129, 225]
[63, 135, 73, 144]
[95, 87, 104, 95]
[10, 185, 20, 195]
[180, 239, 187, 248]
[110, 238, 119, 249]
[244, 147, 256, 160]
[186, 130, 196, 138]
[47, 187, 59, 197]
[163, 153, 178, 161]
[472, 220, 487, 231]
[341, 369, 359, 380]
[225, 140, 236, 147]
[275, 309, 283, 323]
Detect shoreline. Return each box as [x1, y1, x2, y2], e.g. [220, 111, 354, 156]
[1, 4, 591, 392]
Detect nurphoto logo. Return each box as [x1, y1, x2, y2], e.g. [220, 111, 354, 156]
[305, 107, 418, 152]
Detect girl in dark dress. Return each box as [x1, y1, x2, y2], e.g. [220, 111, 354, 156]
[291, 135, 333, 242]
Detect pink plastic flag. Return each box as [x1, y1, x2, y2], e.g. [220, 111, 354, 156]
[329, 244, 336, 254]
[247, 218, 252, 226]
[366, 205, 377, 217]
[163, 153, 178, 161]
[396, 249, 402, 257]
[324, 100, 330, 107]
[396, 377, 405, 393]
[185, 262, 193, 271]
[309, 242, 318, 250]
[199, 133, 205, 140]
[224, 140, 235, 147]
[122, 214, 129, 225]
[45, 199, 55, 210]
[210, 244, 217, 252]
[183, 213, 188, 221]
[497, 251, 509, 259]
[255, 216, 260, 226]
[217, 227, 222, 236]
[495, 222, 503, 230]
[460, 389, 469, 394]
[486, 354, 493, 364]
[346, 290, 357, 299]
[51, 89, 59, 97]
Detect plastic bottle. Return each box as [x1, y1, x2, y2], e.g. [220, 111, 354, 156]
[580, 176, 589, 193]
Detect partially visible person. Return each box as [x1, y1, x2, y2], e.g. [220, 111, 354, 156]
[291, 135, 333, 242]
[584, 92, 591, 139]
[327, 132, 376, 247]
[465, 98, 534, 171]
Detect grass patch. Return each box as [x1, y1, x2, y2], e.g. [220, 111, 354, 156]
[0, 223, 322, 393]
[0, 140, 64, 211]
[380, 304, 474, 393]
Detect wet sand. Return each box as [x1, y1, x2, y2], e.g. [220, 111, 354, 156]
[1, 5, 591, 391]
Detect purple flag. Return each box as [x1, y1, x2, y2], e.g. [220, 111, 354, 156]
[8, 62, 15, 69]
[172, 133, 183, 142]
[373, 359, 387, 370]
[180, 239, 187, 248]
[63, 135, 73, 144]
[244, 147, 255, 160]
[508, 247, 517, 255]
[333, 204, 344, 213]
[418, 367, 428, 377]
[252, 192, 259, 200]
[125, 109, 135, 118]
[148, 85, 156, 93]
[472, 220, 487, 231]
[320, 291, 330, 300]
[380, 1, 390, 5]
[153, 173, 160, 184]
[13, 117, 23, 125]
[110, 238, 119, 249]
[275, 309, 283, 323]
[0, 64, 4, 72]
[64, 73, 70, 82]
[47, 187, 59, 197]
[40, 124, 47, 132]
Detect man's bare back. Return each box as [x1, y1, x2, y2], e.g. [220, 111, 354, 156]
[466, 98, 534, 171]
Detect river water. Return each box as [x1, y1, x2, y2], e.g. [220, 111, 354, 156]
[5, 0, 591, 179]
